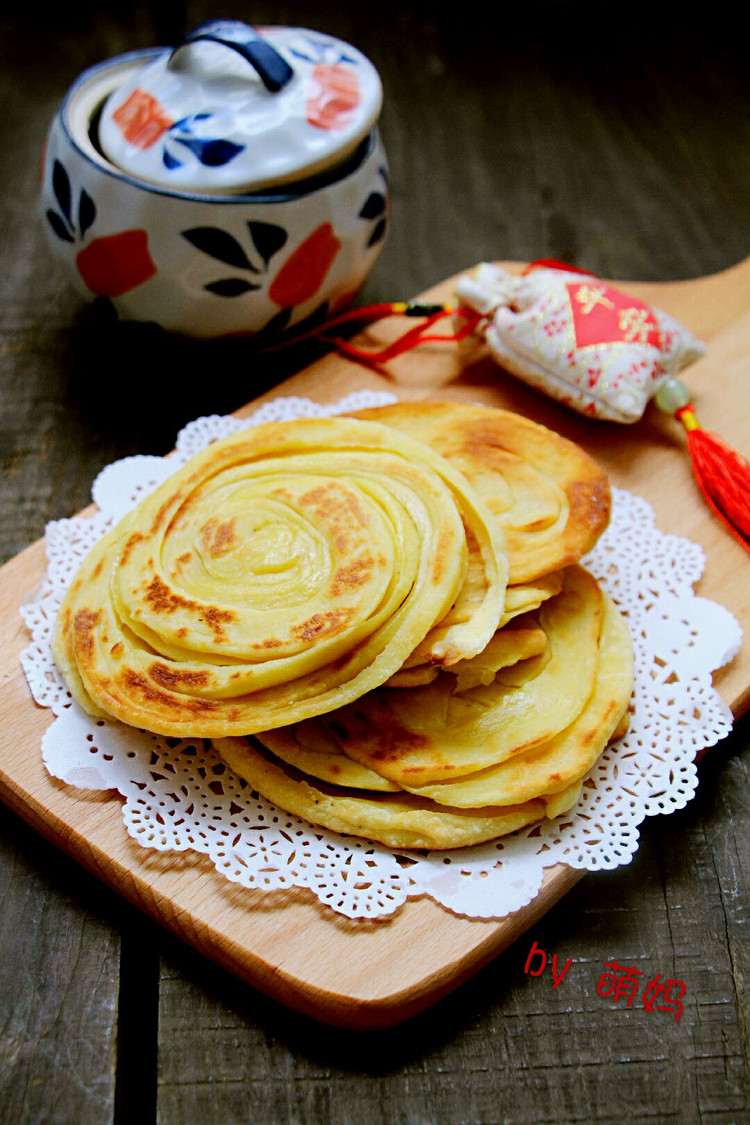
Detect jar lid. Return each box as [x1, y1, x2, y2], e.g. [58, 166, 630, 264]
[97, 20, 383, 193]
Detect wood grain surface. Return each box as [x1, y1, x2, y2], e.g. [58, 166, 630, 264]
[1, 3, 749, 1122]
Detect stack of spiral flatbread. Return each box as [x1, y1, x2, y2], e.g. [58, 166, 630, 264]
[53, 402, 634, 851]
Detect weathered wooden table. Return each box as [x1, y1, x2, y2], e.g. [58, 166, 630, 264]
[1, 4, 748, 1122]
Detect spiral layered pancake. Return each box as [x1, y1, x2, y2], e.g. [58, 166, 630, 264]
[348, 401, 611, 583]
[52, 416, 507, 737]
[217, 570, 633, 850]
[52, 401, 631, 852]
[315, 566, 605, 786]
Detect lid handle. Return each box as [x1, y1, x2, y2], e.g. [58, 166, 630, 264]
[171, 20, 294, 93]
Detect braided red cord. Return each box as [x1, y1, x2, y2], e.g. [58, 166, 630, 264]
[260, 302, 483, 373]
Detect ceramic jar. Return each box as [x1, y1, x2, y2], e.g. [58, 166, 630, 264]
[40, 21, 389, 338]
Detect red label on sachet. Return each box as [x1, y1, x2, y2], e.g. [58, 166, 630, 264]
[566, 282, 662, 351]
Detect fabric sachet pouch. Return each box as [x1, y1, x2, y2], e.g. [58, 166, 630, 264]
[268, 257, 748, 553]
[454, 261, 706, 423]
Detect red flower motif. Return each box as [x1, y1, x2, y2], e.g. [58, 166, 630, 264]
[268, 223, 341, 308]
[76, 230, 157, 297]
[112, 89, 174, 150]
[306, 65, 360, 130]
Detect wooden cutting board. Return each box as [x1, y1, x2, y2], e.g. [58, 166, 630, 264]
[1, 260, 748, 1029]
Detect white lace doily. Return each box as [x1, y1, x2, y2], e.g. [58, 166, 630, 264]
[20, 391, 742, 921]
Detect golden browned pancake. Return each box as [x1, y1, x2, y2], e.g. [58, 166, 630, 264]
[262, 621, 550, 774]
[216, 579, 633, 850]
[348, 401, 611, 583]
[255, 719, 402, 791]
[214, 736, 556, 850]
[399, 589, 633, 807]
[386, 623, 548, 689]
[319, 566, 604, 786]
[52, 416, 506, 737]
[498, 571, 564, 625]
[52, 399, 628, 852]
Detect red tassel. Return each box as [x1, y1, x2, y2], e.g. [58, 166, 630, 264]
[675, 405, 750, 554]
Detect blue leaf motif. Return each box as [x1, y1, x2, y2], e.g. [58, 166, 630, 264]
[172, 114, 211, 133]
[254, 306, 293, 339]
[52, 160, 72, 224]
[78, 190, 96, 237]
[163, 148, 183, 170]
[182, 227, 258, 272]
[205, 278, 261, 297]
[247, 222, 287, 267]
[288, 37, 354, 66]
[367, 218, 387, 248]
[46, 209, 74, 243]
[359, 192, 386, 220]
[173, 136, 245, 168]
